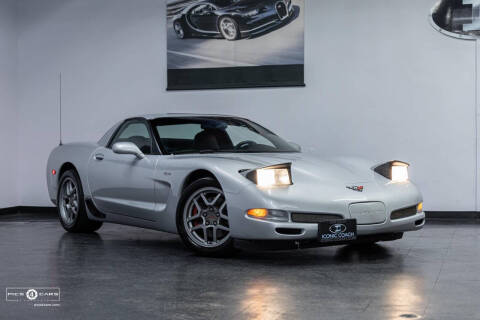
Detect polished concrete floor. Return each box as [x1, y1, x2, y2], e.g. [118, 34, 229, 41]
[0, 213, 479, 320]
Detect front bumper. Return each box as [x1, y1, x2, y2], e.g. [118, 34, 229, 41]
[231, 211, 425, 241]
[226, 178, 424, 241]
[234, 232, 405, 251]
[240, 2, 295, 35]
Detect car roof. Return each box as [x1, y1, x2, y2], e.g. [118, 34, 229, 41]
[138, 113, 242, 120]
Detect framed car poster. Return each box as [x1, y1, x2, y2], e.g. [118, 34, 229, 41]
[166, 0, 305, 90]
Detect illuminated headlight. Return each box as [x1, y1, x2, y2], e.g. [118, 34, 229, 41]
[257, 167, 291, 187]
[244, 163, 293, 188]
[374, 161, 409, 183]
[391, 162, 409, 182]
[244, 9, 260, 16]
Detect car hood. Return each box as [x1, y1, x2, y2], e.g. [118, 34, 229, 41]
[198, 153, 380, 183]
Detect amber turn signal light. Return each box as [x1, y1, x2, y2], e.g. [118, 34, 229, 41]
[417, 202, 423, 213]
[247, 209, 268, 218]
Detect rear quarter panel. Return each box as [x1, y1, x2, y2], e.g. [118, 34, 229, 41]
[46, 143, 99, 204]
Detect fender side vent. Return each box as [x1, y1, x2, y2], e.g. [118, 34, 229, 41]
[85, 199, 106, 219]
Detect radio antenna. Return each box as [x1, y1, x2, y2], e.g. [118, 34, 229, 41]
[59, 72, 63, 146]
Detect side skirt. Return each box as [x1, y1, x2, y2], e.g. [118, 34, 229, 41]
[85, 199, 106, 219]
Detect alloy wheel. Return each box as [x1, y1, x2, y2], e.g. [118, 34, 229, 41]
[183, 187, 230, 248]
[59, 178, 79, 227]
[220, 17, 238, 40]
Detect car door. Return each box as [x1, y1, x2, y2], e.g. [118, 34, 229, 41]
[188, 4, 217, 32]
[88, 119, 157, 221]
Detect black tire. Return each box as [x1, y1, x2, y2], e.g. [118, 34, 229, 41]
[218, 16, 240, 41]
[173, 20, 188, 39]
[176, 178, 235, 256]
[57, 170, 103, 233]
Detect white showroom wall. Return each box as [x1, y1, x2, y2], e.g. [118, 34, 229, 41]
[0, 0, 18, 208]
[12, 0, 479, 211]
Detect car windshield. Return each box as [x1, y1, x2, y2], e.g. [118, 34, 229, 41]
[151, 117, 299, 155]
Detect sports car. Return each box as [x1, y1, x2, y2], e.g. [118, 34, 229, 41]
[46, 114, 425, 256]
[171, 0, 295, 40]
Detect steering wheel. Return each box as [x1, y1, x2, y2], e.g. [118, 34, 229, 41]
[235, 140, 257, 150]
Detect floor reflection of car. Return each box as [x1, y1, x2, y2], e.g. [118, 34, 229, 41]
[172, 0, 295, 40]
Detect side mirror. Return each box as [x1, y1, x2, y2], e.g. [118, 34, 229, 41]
[112, 142, 145, 159]
[289, 142, 302, 152]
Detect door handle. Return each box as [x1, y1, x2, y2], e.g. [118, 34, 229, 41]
[94, 153, 105, 161]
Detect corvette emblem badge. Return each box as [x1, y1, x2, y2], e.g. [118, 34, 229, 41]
[347, 185, 364, 192]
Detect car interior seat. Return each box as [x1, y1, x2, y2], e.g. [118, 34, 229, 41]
[194, 129, 234, 151]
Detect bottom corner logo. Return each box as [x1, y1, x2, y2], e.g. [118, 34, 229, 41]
[6, 287, 60, 303]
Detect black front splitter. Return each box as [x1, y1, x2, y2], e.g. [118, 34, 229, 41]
[234, 233, 404, 251]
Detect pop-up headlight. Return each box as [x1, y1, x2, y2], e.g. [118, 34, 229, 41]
[374, 161, 409, 183]
[244, 163, 293, 188]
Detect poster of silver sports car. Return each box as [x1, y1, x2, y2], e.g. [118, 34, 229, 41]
[167, 0, 305, 90]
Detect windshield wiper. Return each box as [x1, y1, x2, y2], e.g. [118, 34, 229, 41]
[199, 149, 218, 154]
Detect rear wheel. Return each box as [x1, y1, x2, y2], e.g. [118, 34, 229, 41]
[57, 170, 103, 233]
[218, 17, 240, 41]
[173, 20, 187, 39]
[177, 178, 234, 256]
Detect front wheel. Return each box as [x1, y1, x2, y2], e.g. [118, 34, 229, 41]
[218, 17, 240, 41]
[57, 170, 103, 233]
[177, 178, 234, 256]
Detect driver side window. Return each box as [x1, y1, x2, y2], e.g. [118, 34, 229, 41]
[205, 5, 215, 13]
[111, 121, 153, 154]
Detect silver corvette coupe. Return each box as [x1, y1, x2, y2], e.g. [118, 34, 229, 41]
[46, 114, 425, 255]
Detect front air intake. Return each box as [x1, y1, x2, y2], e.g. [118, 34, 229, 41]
[291, 213, 343, 223]
[275, 228, 303, 235]
[276, 1, 288, 20]
[391, 206, 417, 220]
